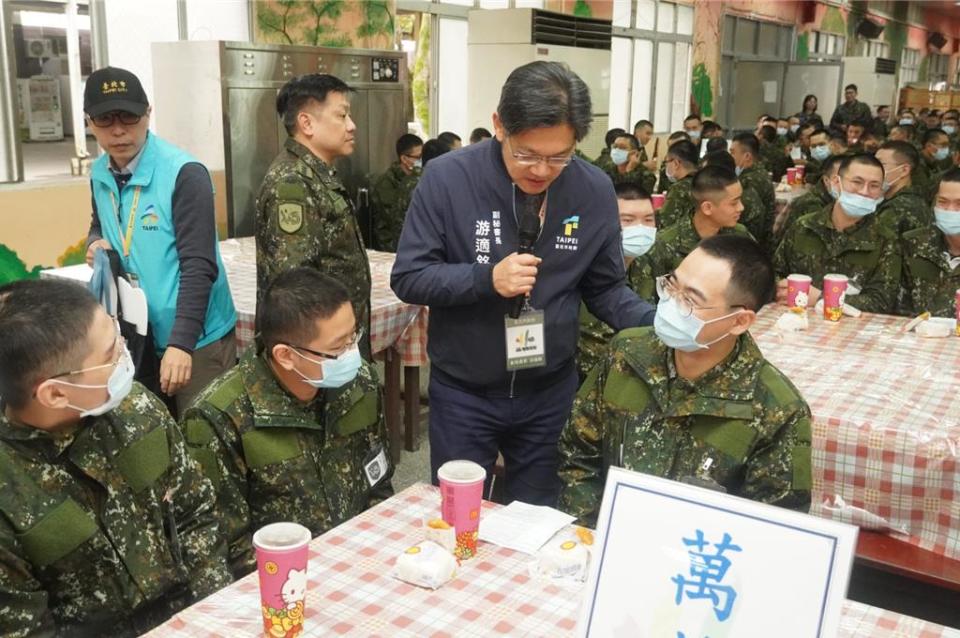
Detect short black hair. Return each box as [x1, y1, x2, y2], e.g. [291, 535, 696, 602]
[469, 127, 492, 143]
[705, 137, 728, 154]
[615, 133, 640, 152]
[923, 128, 948, 146]
[809, 127, 830, 142]
[829, 132, 847, 145]
[684, 114, 701, 124]
[421, 139, 449, 167]
[696, 234, 775, 312]
[940, 166, 960, 187]
[732, 132, 759, 158]
[0, 279, 100, 409]
[845, 84, 858, 93]
[605, 127, 627, 148]
[497, 61, 592, 141]
[878, 139, 919, 171]
[702, 149, 735, 173]
[820, 154, 844, 178]
[692, 164, 738, 204]
[396, 133, 423, 158]
[438, 131, 461, 149]
[944, 114, 959, 123]
[798, 122, 817, 135]
[614, 181, 651, 201]
[668, 130, 691, 143]
[633, 119, 653, 131]
[838, 153, 884, 179]
[276, 74, 353, 135]
[667, 140, 699, 168]
[756, 126, 776, 144]
[701, 121, 722, 137]
[256, 267, 352, 356]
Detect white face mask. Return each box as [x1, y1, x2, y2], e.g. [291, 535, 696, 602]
[51, 343, 135, 417]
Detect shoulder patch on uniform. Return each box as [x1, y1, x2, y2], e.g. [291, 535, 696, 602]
[758, 363, 803, 406]
[277, 202, 304, 234]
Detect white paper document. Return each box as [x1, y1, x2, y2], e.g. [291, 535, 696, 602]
[479, 501, 575, 555]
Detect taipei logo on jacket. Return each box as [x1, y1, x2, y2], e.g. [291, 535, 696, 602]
[140, 206, 160, 231]
[556, 215, 580, 251]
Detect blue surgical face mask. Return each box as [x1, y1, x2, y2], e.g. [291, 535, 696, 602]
[293, 346, 362, 389]
[52, 343, 135, 417]
[811, 145, 831, 161]
[789, 124, 800, 134]
[688, 130, 701, 142]
[899, 118, 913, 126]
[610, 148, 630, 166]
[735, 166, 744, 177]
[622, 224, 656, 258]
[665, 164, 678, 184]
[412, 159, 423, 170]
[943, 125, 956, 136]
[836, 183, 881, 218]
[934, 207, 960, 236]
[654, 296, 743, 352]
[934, 147, 950, 162]
[776, 127, 788, 137]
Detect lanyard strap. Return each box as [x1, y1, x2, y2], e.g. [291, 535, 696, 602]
[109, 186, 142, 258]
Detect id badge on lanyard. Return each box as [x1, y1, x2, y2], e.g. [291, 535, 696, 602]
[505, 303, 546, 371]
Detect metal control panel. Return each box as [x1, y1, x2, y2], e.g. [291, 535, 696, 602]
[371, 57, 400, 83]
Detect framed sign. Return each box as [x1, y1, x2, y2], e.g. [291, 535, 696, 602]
[577, 468, 858, 638]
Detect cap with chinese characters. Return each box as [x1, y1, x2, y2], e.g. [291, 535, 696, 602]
[84, 67, 149, 118]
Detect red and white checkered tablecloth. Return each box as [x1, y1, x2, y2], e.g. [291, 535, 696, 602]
[751, 308, 960, 560]
[144, 484, 959, 638]
[218, 238, 428, 367]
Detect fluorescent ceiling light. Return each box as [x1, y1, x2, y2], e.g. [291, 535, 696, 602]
[16, 11, 90, 30]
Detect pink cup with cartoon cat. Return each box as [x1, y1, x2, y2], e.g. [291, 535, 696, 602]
[822, 274, 848, 322]
[787, 274, 812, 309]
[438, 460, 487, 560]
[253, 522, 311, 638]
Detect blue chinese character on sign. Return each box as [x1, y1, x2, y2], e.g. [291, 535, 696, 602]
[672, 529, 742, 622]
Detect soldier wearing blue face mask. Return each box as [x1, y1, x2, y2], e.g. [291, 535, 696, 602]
[774, 154, 901, 314]
[604, 133, 656, 193]
[181, 268, 393, 576]
[914, 129, 953, 203]
[559, 234, 813, 527]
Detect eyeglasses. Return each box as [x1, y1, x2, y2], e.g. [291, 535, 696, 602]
[49, 329, 124, 380]
[840, 176, 884, 197]
[656, 274, 743, 318]
[88, 111, 143, 128]
[505, 137, 574, 167]
[287, 328, 364, 362]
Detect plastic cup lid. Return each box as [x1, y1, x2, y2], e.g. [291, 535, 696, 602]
[437, 460, 487, 484]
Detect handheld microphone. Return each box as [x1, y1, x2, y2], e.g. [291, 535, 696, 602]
[509, 196, 543, 319]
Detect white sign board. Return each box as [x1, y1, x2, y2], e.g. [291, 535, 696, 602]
[577, 468, 858, 638]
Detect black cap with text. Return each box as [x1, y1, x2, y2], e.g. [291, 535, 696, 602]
[84, 67, 149, 118]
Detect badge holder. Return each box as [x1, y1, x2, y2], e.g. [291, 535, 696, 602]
[504, 298, 547, 371]
[363, 443, 389, 488]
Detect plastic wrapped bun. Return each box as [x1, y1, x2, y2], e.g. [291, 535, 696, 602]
[392, 541, 457, 590]
[535, 538, 589, 582]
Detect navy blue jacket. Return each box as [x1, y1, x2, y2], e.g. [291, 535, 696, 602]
[390, 138, 655, 395]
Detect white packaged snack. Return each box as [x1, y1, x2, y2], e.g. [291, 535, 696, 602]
[392, 541, 457, 590]
[534, 536, 590, 582]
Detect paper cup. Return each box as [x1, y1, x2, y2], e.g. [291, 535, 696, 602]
[787, 274, 812, 309]
[651, 193, 666, 210]
[955, 289, 960, 336]
[253, 522, 311, 638]
[822, 274, 848, 322]
[795, 165, 805, 182]
[786, 167, 798, 184]
[438, 460, 486, 560]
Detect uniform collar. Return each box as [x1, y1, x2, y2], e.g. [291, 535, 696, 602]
[0, 408, 80, 457]
[240, 349, 327, 430]
[907, 226, 952, 272]
[284, 137, 341, 186]
[620, 331, 761, 420]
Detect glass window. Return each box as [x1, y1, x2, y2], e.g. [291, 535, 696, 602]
[635, 0, 656, 30]
[437, 17, 468, 139]
[609, 37, 632, 129]
[612, 0, 632, 28]
[671, 41, 691, 131]
[722, 16, 735, 53]
[653, 41, 674, 131]
[657, 2, 675, 34]
[478, 0, 509, 7]
[514, 0, 544, 8]
[439, 0, 474, 5]
[758, 22, 778, 56]
[734, 19, 756, 55]
[676, 4, 693, 36]
[631, 38, 654, 126]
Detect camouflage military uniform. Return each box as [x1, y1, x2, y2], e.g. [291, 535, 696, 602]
[0, 384, 231, 638]
[636, 216, 753, 302]
[593, 148, 614, 173]
[899, 225, 960, 317]
[911, 155, 945, 203]
[803, 157, 823, 185]
[759, 143, 794, 183]
[576, 256, 657, 381]
[371, 162, 420, 252]
[255, 138, 372, 356]
[774, 203, 902, 314]
[876, 184, 933, 236]
[604, 164, 657, 193]
[181, 349, 394, 577]
[657, 174, 695, 229]
[558, 328, 813, 527]
[739, 164, 776, 224]
[776, 182, 832, 246]
[739, 183, 773, 257]
[829, 100, 872, 131]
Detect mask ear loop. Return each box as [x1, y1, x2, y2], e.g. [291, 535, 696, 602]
[697, 308, 747, 348]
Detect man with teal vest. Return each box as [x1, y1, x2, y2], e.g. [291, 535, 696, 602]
[83, 67, 236, 415]
[559, 235, 812, 527]
[0, 278, 232, 636]
[181, 268, 393, 577]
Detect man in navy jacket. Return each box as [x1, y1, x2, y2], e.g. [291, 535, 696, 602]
[391, 62, 655, 505]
